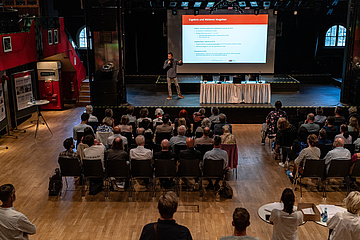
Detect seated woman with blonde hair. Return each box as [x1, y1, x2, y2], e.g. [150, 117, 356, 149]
[221, 125, 236, 144]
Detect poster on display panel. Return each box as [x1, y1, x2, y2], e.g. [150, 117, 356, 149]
[13, 71, 33, 111]
[0, 80, 5, 122]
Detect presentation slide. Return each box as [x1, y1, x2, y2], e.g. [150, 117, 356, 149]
[182, 15, 268, 63]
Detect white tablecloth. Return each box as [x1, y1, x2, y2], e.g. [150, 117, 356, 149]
[200, 82, 271, 104]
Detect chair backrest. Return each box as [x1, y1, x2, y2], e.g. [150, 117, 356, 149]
[196, 144, 213, 158]
[131, 160, 153, 178]
[144, 132, 153, 144]
[344, 144, 355, 155]
[203, 159, 224, 178]
[154, 159, 176, 178]
[327, 132, 339, 141]
[120, 132, 133, 146]
[351, 160, 360, 177]
[155, 132, 172, 144]
[327, 160, 351, 178]
[96, 132, 113, 145]
[302, 159, 325, 178]
[174, 144, 187, 156]
[152, 143, 162, 153]
[129, 122, 136, 136]
[76, 132, 85, 147]
[83, 159, 104, 178]
[349, 132, 359, 142]
[105, 160, 129, 178]
[195, 131, 203, 139]
[58, 157, 82, 177]
[87, 122, 98, 133]
[319, 144, 333, 159]
[279, 131, 298, 147]
[178, 158, 201, 178]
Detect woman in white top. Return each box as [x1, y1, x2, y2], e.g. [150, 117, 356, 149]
[270, 188, 303, 240]
[334, 124, 352, 145]
[293, 134, 321, 175]
[327, 191, 360, 240]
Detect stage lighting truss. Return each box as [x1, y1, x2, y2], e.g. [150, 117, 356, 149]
[209, 0, 245, 13]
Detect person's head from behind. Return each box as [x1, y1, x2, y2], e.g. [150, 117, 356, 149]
[120, 115, 130, 125]
[340, 124, 348, 134]
[83, 135, 95, 147]
[327, 116, 335, 126]
[178, 118, 186, 127]
[297, 108, 306, 119]
[85, 105, 94, 114]
[223, 125, 231, 134]
[162, 114, 170, 124]
[319, 128, 327, 139]
[232, 208, 250, 233]
[214, 135, 221, 147]
[141, 119, 151, 130]
[281, 188, 295, 214]
[211, 106, 219, 116]
[199, 108, 206, 116]
[81, 113, 90, 123]
[113, 125, 121, 134]
[179, 109, 188, 118]
[126, 105, 134, 115]
[158, 191, 178, 220]
[201, 118, 211, 128]
[307, 134, 318, 147]
[203, 127, 210, 137]
[168, 52, 173, 60]
[298, 126, 308, 143]
[137, 127, 145, 135]
[316, 107, 324, 116]
[335, 106, 343, 116]
[350, 117, 359, 127]
[0, 184, 15, 205]
[112, 137, 124, 150]
[277, 117, 289, 131]
[219, 113, 227, 123]
[349, 106, 358, 115]
[178, 125, 186, 136]
[307, 113, 315, 122]
[140, 108, 149, 118]
[83, 127, 94, 138]
[155, 108, 164, 117]
[334, 137, 345, 148]
[136, 135, 145, 146]
[161, 139, 170, 151]
[105, 108, 113, 118]
[63, 137, 74, 150]
[344, 191, 360, 215]
[186, 137, 194, 148]
[103, 117, 113, 126]
[275, 101, 282, 110]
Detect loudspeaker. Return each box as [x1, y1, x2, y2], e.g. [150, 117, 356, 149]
[92, 93, 118, 105]
[91, 81, 118, 94]
[94, 70, 118, 81]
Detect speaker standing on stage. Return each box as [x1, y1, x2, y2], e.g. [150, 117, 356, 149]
[163, 52, 184, 100]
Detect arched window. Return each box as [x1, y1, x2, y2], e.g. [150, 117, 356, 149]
[325, 25, 346, 47]
[78, 26, 87, 49]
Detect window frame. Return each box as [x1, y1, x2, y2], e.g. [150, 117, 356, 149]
[324, 24, 347, 48]
[77, 26, 88, 50]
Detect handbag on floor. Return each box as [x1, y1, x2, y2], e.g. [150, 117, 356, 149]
[217, 181, 233, 199]
[48, 168, 62, 196]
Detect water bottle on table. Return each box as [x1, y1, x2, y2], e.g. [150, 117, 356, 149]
[322, 207, 328, 222]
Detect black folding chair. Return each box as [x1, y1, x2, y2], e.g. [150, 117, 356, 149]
[327, 132, 339, 141]
[121, 132, 133, 146]
[195, 131, 203, 139]
[319, 144, 333, 159]
[130, 159, 154, 196]
[178, 158, 202, 196]
[351, 160, 360, 186]
[87, 122, 98, 133]
[344, 144, 355, 156]
[82, 159, 104, 196]
[144, 132, 154, 145]
[173, 144, 187, 156]
[349, 132, 359, 142]
[293, 159, 325, 198]
[196, 144, 213, 158]
[129, 122, 136, 136]
[76, 132, 85, 148]
[201, 159, 225, 196]
[105, 160, 131, 197]
[154, 159, 178, 196]
[58, 156, 83, 192]
[155, 132, 172, 144]
[324, 160, 351, 198]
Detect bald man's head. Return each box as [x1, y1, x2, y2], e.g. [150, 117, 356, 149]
[334, 138, 345, 147]
[186, 137, 194, 148]
[203, 127, 210, 136]
[161, 139, 170, 151]
[113, 125, 120, 134]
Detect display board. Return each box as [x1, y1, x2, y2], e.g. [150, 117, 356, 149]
[0, 80, 5, 122]
[13, 71, 33, 111]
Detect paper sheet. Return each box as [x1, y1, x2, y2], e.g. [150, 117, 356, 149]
[302, 207, 315, 215]
[265, 202, 283, 212]
[317, 204, 347, 219]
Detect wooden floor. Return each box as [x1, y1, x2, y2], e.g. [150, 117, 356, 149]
[0, 107, 350, 240]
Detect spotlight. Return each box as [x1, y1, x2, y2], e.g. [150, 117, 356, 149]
[194, 8, 199, 15]
[250, 1, 258, 8]
[263, 1, 271, 9]
[273, 9, 278, 15]
[172, 8, 177, 15]
[181, 2, 189, 8]
[194, 2, 202, 8]
[327, 9, 333, 15]
[254, 9, 259, 15]
[239, 1, 246, 7]
[293, 10, 297, 15]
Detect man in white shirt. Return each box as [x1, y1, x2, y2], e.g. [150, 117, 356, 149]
[203, 135, 228, 170]
[130, 135, 152, 160]
[107, 126, 128, 148]
[0, 184, 36, 240]
[324, 138, 351, 174]
[83, 135, 106, 167]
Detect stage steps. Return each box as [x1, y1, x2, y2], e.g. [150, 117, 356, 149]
[76, 79, 91, 107]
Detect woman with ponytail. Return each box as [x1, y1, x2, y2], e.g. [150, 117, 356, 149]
[334, 124, 352, 145]
[269, 188, 303, 240]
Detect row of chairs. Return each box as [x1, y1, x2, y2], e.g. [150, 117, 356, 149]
[58, 157, 225, 198]
[319, 143, 356, 159]
[293, 159, 360, 198]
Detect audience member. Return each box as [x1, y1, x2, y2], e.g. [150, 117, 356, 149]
[354, 135, 360, 152]
[290, 108, 306, 130]
[83, 135, 106, 166]
[262, 101, 287, 144]
[153, 108, 164, 128]
[126, 105, 136, 123]
[96, 116, 114, 133]
[107, 126, 128, 148]
[314, 107, 327, 125]
[195, 127, 213, 146]
[270, 188, 303, 240]
[203, 135, 228, 170]
[334, 106, 346, 126]
[275, 118, 297, 164]
[104, 108, 115, 127]
[334, 124, 352, 144]
[59, 137, 77, 158]
[0, 184, 36, 239]
[300, 113, 320, 133]
[141, 118, 153, 134]
[155, 114, 173, 134]
[348, 117, 360, 132]
[174, 109, 192, 134]
[318, 128, 332, 145]
[195, 118, 212, 134]
[129, 135, 153, 160]
[179, 138, 202, 160]
[292, 134, 320, 176]
[105, 137, 128, 162]
[85, 105, 98, 123]
[327, 191, 360, 240]
[169, 125, 187, 147]
[193, 108, 206, 130]
[175, 117, 191, 136]
[139, 191, 192, 240]
[73, 113, 93, 141]
[76, 127, 93, 161]
[209, 107, 220, 124]
[154, 139, 176, 160]
[119, 115, 132, 133]
[137, 127, 145, 136]
[323, 116, 340, 132]
[136, 108, 152, 128]
[214, 113, 232, 136]
[324, 138, 351, 174]
[221, 125, 236, 144]
[220, 207, 259, 240]
[348, 106, 360, 124]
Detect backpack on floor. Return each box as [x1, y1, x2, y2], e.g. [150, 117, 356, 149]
[48, 168, 62, 196]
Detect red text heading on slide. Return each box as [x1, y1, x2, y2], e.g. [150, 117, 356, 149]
[182, 15, 268, 25]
